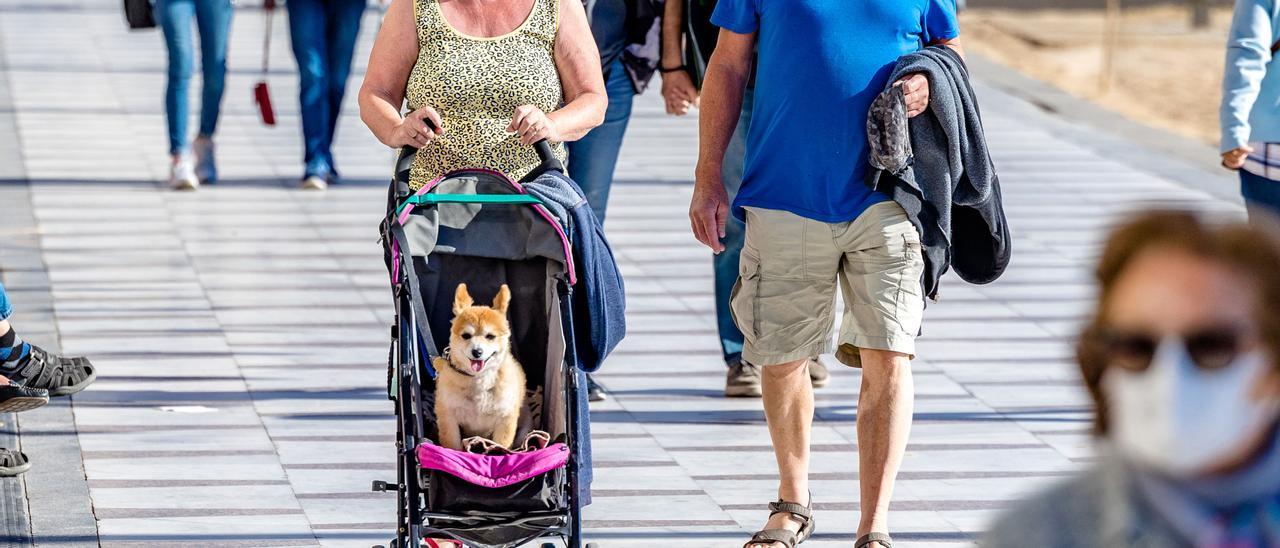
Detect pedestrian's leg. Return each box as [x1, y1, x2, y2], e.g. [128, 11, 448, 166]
[0, 282, 11, 324]
[854, 348, 913, 541]
[320, 0, 367, 180]
[565, 58, 636, 223]
[834, 202, 925, 544]
[0, 284, 95, 398]
[286, 0, 332, 179]
[743, 358, 814, 547]
[156, 0, 196, 158]
[737, 208, 839, 546]
[761, 358, 812, 499]
[0, 285, 27, 368]
[0, 285, 51, 413]
[193, 0, 233, 139]
[1241, 170, 1280, 222]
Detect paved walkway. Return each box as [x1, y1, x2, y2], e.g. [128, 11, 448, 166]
[0, 1, 1246, 546]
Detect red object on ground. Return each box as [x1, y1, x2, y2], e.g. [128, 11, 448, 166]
[255, 0, 276, 126]
[254, 82, 275, 126]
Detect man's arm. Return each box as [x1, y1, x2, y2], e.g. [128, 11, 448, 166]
[697, 29, 754, 181]
[690, 28, 754, 252]
[933, 36, 964, 59]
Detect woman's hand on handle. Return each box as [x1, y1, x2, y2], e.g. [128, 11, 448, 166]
[508, 105, 562, 146]
[388, 106, 444, 149]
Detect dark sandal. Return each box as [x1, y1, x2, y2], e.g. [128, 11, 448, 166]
[744, 496, 816, 548]
[856, 532, 893, 548]
[10, 346, 95, 397]
[0, 449, 31, 477]
[0, 384, 48, 413]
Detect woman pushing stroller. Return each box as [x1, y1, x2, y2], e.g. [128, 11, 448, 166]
[357, 0, 606, 186]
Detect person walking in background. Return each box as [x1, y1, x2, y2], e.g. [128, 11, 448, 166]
[544, 0, 659, 402]
[690, 0, 959, 545]
[0, 281, 97, 476]
[660, 0, 828, 399]
[288, 0, 368, 191]
[566, 0, 658, 222]
[157, 0, 233, 191]
[984, 211, 1280, 547]
[1220, 0, 1279, 218]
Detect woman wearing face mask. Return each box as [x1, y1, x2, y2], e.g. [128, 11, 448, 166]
[983, 210, 1280, 548]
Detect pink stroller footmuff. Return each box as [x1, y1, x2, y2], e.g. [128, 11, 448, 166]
[416, 441, 570, 489]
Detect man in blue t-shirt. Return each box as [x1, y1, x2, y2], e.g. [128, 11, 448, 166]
[689, 1, 961, 546]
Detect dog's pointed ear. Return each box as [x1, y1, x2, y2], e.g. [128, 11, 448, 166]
[453, 284, 473, 315]
[493, 285, 511, 315]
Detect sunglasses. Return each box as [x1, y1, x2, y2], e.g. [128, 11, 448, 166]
[1092, 326, 1254, 372]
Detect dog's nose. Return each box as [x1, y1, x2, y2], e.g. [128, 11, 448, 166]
[470, 348, 484, 359]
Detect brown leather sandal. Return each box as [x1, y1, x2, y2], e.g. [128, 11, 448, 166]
[856, 532, 893, 548]
[744, 496, 816, 548]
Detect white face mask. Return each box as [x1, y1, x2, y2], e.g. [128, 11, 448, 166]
[1103, 337, 1278, 475]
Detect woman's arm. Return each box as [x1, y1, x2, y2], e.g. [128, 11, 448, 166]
[661, 0, 684, 69]
[660, 0, 699, 115]
[547, 0, 606, 141]
[1220, 0, 1274, 157]
[358, 0, 442, 149]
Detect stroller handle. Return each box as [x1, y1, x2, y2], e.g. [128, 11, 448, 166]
[395, 139, 564, 184]
[529, 139, 565, 179]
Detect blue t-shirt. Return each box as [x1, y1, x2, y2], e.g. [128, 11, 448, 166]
[711, 0, 960, 223]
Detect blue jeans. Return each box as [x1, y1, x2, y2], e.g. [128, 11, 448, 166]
[287, 0, 367, 179]
[567, 58, 636, 222]
[156, 0, 233, 155]
[1242, 169, 1280, 221]
[714, 89, 753, 365]
[0, 282, 10, 322]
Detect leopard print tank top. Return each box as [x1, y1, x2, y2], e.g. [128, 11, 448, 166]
[405, 0, 567, 190]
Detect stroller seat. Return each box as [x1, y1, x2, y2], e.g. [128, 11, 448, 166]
[381, 143, 597, 548]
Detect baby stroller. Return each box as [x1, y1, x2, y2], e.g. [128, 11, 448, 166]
[377, 141, 601, 548]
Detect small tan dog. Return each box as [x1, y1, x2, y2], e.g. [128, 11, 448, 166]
[433, 283, 527, 451]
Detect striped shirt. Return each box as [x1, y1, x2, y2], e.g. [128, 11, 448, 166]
[1244, 142, 1280, 181]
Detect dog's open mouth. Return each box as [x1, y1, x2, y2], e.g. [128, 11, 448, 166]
[469, 359, 485, 373]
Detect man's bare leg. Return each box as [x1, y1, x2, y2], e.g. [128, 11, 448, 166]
[746, 358, 812, 547]
[855, 348, 914, 544]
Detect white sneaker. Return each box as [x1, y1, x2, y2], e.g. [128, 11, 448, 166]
[300, 175, 328, 191]
[192, 137, 217, 183]
[170, 159, 199, 191]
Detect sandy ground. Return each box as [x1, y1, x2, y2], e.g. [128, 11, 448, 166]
[960, 5, 1236, 147]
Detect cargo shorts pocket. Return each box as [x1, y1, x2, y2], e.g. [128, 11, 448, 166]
[730, 254, 761, 341]
[891, 232, 926, 338]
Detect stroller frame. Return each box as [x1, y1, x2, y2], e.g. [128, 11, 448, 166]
[378, 143, 595, 548]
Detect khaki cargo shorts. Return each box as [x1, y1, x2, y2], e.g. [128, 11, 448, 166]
[731, 202, 925, 368]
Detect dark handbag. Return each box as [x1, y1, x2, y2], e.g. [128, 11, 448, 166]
[123, 0, 155, 30]
[683, 0, 718, 88]
[254, 0, 277, 126]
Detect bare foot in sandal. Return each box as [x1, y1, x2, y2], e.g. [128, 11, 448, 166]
[744, 496, 815, 548]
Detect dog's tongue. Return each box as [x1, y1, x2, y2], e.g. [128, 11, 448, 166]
[469, 359, 484, 373]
